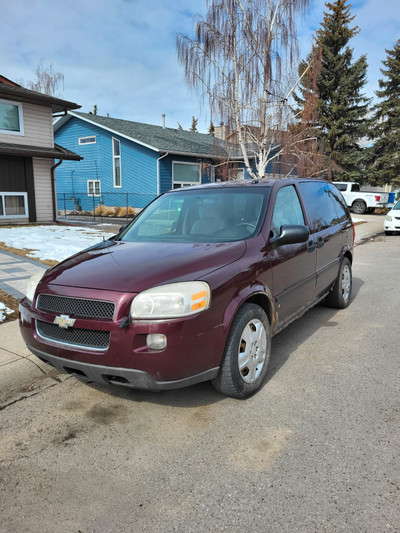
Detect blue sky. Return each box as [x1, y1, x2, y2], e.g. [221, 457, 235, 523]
[2, 0, 399, 132]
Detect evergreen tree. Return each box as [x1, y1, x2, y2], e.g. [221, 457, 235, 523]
[190, 116, 198, 133]
[208, 120, 215, 135]
[370, 39, 400, 187]
[295, 1, 370, 180]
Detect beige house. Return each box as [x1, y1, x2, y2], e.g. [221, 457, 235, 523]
[0, 75, 82, 224]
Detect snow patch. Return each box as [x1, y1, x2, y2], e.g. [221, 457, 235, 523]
[0, 302, 14, 323]
[0, 225, 111, 263]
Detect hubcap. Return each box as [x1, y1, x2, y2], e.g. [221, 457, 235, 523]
[353, 203, 364, 214]
[341, 265, 351, 301]
[238, 319, 267, 383]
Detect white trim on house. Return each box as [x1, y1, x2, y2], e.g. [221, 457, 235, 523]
[87, 180, 101, 196]
[54, 112, 160, 153]
[0, 98, 24, 136]
[79, 135, 96, 145]
[112, 137, 122, 188]
[0, 191, 29, 219]
[172, 161, 201, 188]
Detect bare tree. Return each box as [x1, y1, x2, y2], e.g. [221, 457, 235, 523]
[177, 0, 313, 179]
[23, 59, 64, 97]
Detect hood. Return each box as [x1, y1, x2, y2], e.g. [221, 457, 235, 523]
[43, 240, 246, 293]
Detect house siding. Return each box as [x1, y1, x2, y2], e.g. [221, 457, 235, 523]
[0, 103, 53, 147]
[55, 118, 160, 211]
[55, 117, 161, 196]
[33, 158, 54, 222]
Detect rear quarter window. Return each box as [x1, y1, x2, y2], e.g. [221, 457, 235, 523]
[298, 181, 343, 232]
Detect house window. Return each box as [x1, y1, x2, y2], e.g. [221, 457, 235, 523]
[0, 192, 28, 218]
[79, 136, 96, 145]
[173, 162, 201, 189]
[0, 99, 24, 135]
[113, 138, 121, 188]
[87, 180, 101, 196]
[229, 167, 245, 180]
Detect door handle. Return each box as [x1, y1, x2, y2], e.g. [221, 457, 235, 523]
[316, 236, 325, 248]
[307, 240, 316, 253]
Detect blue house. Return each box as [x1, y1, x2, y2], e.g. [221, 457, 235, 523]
[54, 111, 249, 214]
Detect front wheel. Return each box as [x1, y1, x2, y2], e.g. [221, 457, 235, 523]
[212, 303, 271, 399]
[326, 257, 352, 309]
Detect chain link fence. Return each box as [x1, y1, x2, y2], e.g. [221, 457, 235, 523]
[57, 192, 156, 223]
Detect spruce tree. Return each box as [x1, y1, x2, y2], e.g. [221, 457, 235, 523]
[190, 116, 198, 132]
[295, 1, 370, 180]
[370, 39, 400, 187]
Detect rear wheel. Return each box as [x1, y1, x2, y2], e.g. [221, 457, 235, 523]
[326, 257, 352, 309]
[212, 303, 271, 399]
[352, 201, 367, 215]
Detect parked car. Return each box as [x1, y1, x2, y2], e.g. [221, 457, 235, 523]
[384, 199, 400, 235]
[334, 181, 389, 215]
[20, 179, 354, 399]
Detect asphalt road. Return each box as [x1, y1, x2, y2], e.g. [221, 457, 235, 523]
[1, 234, 399, 533]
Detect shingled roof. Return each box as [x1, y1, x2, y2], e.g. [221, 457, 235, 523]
[56, 111, 239, 159]
[0, 81, 80, 114]
[0, 141, 82, 161]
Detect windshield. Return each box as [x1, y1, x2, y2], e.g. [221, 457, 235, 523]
[393, 199, 400, 210]
[119, 187, 270, 243]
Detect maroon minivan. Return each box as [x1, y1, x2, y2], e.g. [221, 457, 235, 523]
[19, 179, 354, 398]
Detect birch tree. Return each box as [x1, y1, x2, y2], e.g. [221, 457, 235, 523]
[177, 0, 311, 179]
[22, 59, 64, 97]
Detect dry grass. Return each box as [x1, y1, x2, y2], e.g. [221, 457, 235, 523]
[0, 242, 58, 267]
[0, 289, 20, 324]
[113, 206, 137, 217]
[94, 205, 115, 216]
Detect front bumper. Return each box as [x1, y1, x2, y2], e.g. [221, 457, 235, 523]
[28, 345, 219, 391]
[19, 286, 227, 388]
[384, 219, 400, 232]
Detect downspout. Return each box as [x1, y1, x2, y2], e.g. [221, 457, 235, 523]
[156, 152, 169, 196]
[51, 159, 63, 223]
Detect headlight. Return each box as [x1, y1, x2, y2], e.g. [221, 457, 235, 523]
[385, 215, 392, 221]
[130, 281, 211, 319]
[26, 270, 45, 304]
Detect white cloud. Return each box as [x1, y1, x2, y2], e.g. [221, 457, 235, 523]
[2, 0, 399, 128]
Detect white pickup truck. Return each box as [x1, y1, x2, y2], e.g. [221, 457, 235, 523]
[333, 182, 389, 215]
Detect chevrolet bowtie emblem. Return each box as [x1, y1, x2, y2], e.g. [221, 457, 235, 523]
[53, 315, 76, 329]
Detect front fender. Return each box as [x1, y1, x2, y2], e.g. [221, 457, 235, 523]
[220, 282, 277, 339]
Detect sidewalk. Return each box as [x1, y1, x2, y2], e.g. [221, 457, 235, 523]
[0, 249, 47, 300]
[0, 213, 386, 408]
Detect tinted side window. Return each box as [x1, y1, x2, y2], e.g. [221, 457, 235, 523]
[271, 185, 305, 236]
[335, 183, 347, 192]
[326, 183, 349, 223]
[298, 182, 340, 232]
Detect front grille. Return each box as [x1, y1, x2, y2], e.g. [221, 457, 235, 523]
[36, 320, 110, 351]
[36, 294, 115, 320]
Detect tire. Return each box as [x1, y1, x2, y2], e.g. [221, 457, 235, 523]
[385, 230, 393, 236]
[326, 257, 352, 309]
[212, 303, 271, 399]
[352, 200, 367, 215]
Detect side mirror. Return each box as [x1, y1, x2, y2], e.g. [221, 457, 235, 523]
[270, 224, 309, 249]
